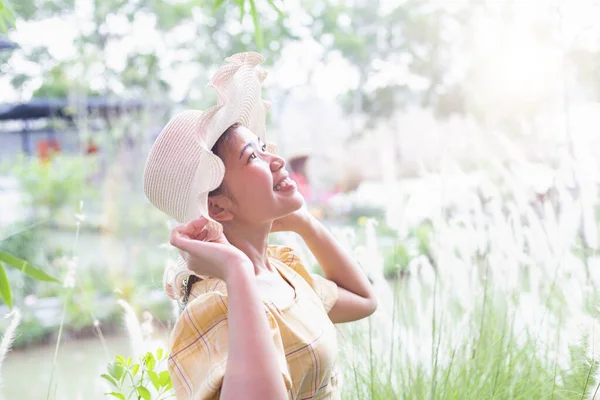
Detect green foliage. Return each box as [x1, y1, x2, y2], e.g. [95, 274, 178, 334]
[0, 248, 60, 309]
[7, 153, 97, 221]
[305, 0, 475, 129]
[31, 63, 96, 98]
[102, 349, 173, 400]
[0, 0, 14, 32]
[11, 0, 75, 20]
[382, 221, 434, 279]
[383, 243, 411, 279]
[9, 310, 53, 347]
[0, 263, 12, 308]
[0, 221, 61, 311]
[0, 249, 60, 283]
[210, 0, 286, 50]
[110, 197, 169, 241]
[5, 0, 294, 101]
[340, 290, 599, 400]
[0, 219, 46, 263]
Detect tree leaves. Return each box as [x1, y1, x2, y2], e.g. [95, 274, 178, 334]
[248, 0, 262, 50]
[0, 0, 15, 33]
[210, 0, 286, 51]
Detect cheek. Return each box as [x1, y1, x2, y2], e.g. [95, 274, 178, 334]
[230, 166, 273, 202]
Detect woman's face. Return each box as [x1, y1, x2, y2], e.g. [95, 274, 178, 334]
[211, 126, 304, 226]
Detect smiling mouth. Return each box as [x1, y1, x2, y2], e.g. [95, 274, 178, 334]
[274, 177, 293, 191]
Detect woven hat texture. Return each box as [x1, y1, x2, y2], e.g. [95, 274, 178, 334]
[143, 52, 271, 300]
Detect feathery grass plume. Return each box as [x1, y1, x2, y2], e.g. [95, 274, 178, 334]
[117, 299, 145, 357]
[0, 310, 21, 373]
[336, 119, 600, 398]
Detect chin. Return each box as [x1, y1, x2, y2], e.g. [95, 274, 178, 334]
[276, 192, 305, 217]
[290, 192, 305, 210]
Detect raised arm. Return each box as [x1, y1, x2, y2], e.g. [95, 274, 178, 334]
[271, 209, 378, 323]
[220, 263, 288, 400]
[170, 219, 288, 400]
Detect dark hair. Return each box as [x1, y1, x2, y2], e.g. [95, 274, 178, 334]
[181, 122, 242, 311]
[208, 122, 241, 197]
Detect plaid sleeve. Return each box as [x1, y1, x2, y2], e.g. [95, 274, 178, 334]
[268, 245, 339, 313]
[168, 291, 292, 400]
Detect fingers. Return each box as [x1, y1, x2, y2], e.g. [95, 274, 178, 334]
[184, 218, 209, 234]
[179, 218, 212, 241]
[170, 225, 187, 249]
[170, 231, 201, 256]
[196, 229, 208, 241]
[170, 222, 211, 253]
[172, 218, 208, 239]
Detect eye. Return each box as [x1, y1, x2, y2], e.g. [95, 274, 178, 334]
[261, 143, 267, 152]
[248, 152, 258, 162]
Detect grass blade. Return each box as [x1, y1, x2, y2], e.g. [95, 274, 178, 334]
[0, 262, 12, 309]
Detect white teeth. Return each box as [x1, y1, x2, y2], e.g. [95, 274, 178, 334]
[274, 177, 290, 191]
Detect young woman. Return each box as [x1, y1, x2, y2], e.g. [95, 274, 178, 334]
[143, 52, 377, 400]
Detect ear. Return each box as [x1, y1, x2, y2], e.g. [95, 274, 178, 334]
[207, 195, 234, 222]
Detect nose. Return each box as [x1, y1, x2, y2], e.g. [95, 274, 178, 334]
[270, 153, 285, 172]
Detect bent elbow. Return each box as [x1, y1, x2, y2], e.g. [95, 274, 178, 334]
[363, 296, 378, 318]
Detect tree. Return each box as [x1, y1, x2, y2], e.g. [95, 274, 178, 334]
[5, 0, 295, 103]
[305, 0, 473, 136]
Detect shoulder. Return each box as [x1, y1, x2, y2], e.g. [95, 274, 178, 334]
[171, 279, 229, 341]
[168, 284, 231, 400]
[267, 245, 305, 270]
[267, 245, 313, 284]
[268, 245, 339, 314]
[189, 277, 228, 301]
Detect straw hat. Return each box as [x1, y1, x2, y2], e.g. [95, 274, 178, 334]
[143, 52, 272, 300]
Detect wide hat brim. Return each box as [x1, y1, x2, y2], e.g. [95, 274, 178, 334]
[143, 52, 272, 299]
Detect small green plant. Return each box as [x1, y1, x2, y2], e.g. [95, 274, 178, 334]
[102, 348, 173, 400]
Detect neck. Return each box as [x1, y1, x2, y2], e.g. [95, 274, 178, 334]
[222, 221, 274, 276]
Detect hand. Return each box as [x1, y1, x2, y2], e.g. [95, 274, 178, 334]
[170, 217, 251, 282]
[270, 206, 314, 236]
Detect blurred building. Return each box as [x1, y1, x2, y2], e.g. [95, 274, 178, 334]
[0, 98, 165, 161]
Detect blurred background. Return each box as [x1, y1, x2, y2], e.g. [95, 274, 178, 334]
[1, 0, 600, 399]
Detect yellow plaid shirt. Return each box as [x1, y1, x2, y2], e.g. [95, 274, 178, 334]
[168, 245, 341, 400]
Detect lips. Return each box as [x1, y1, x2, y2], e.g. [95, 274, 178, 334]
[274, 176, 294, 192]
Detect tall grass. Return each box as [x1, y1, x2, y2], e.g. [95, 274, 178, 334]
[46, 202, 84, 400]
[334, 130, 600, 399]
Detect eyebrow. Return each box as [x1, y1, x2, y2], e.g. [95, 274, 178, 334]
[239, 137, 262, 160]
